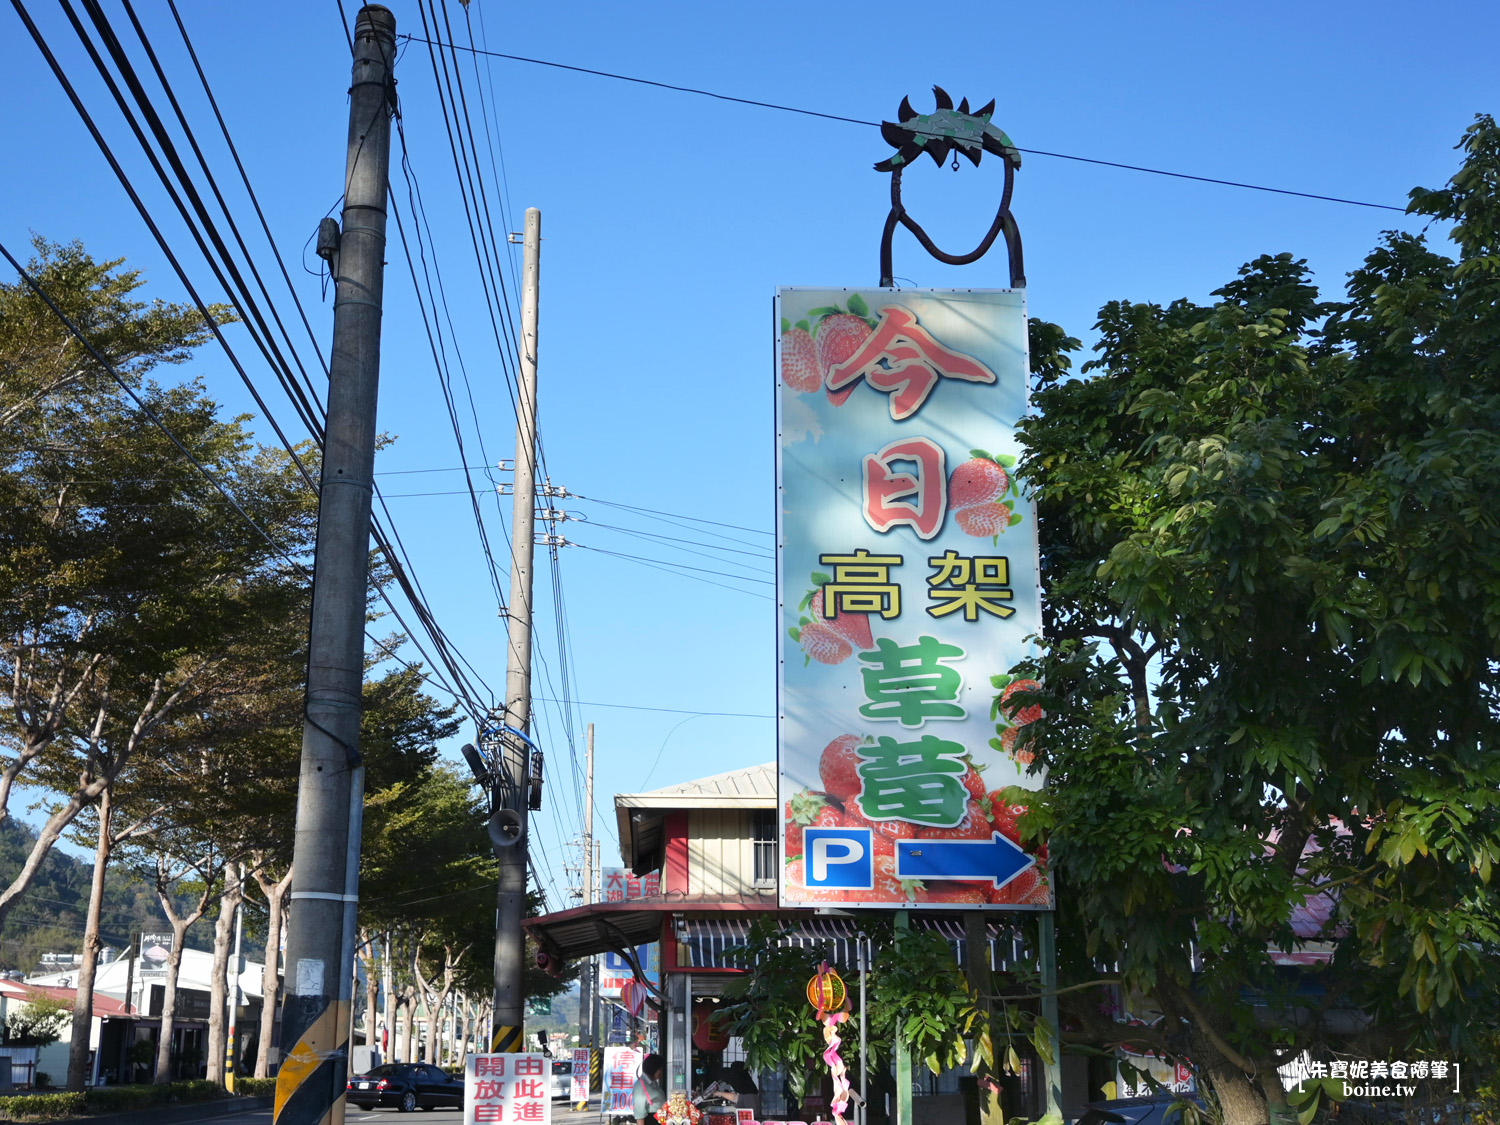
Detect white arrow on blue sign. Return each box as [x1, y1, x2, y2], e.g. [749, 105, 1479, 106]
[895, 832, 1035, 888]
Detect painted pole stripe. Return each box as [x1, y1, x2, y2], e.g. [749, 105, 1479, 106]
[490, 1024, 522, 1053]
[278, 1060, 341, 1125]
[274, 1000, 348, 1125]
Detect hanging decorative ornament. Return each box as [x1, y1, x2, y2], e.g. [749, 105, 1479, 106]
[805, 962, 847, 1012]
[619, 978, 647, 1017]
[806, 962, 852, 1125]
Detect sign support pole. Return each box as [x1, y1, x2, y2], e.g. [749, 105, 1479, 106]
[1038, 912, 1062, 1118]
[894, 913, 913, 1125]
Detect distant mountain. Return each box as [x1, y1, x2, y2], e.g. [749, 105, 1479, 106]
[0, 819, 241, 975]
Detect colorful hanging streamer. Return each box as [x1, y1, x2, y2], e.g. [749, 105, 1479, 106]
[807, 962, 853, 1125]
[822, 1009, 852, 1125]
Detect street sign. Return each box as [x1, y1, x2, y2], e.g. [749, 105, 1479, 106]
[569, 1048, 591, 1103]
[465, 1054, 551, 1125]
[598, 944, 658, 999]
[524, 997, 551, 1016]
[776, 287, 1051, 910]
[602, 1046, 643, 1115]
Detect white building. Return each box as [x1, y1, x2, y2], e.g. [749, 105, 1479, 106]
[18, 946, 273, 1086]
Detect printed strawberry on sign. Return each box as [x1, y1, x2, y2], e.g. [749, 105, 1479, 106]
[777, 287, 1049, 909]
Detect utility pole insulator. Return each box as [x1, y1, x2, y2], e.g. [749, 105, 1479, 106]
[536, 534, 569, 548]
[535, 508, 569, 522]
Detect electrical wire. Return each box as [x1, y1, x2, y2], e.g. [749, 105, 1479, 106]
[14, 0, 493, 721]
[397, 34, 1408, 214]
[570, 542, 775, 600]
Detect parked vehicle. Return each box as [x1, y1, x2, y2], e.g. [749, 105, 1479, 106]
[548, 1058, 572, 1100]
[347, 1062, 465, 1112]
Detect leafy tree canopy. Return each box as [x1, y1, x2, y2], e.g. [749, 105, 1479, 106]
[1012, 115, 1500, 1123]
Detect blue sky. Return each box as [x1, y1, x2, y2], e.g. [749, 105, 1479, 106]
[2, 0, 1494, 906]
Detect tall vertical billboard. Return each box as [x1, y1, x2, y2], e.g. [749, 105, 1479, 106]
[777, 288, 1050, 910]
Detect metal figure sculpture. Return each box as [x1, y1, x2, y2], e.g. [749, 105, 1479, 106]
[876, 87, 1025, 288]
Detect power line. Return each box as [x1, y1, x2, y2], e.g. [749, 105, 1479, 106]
[570, 542, 775, 600]
[534, 697, 772, 720]
[397, 34, 1408, 214]
[8, 4, 490, 717]
[31, 0, 498, 720]
[573, 494, 773, 540]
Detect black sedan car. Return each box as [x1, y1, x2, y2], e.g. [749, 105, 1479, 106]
[347, 1063, 465, 1112]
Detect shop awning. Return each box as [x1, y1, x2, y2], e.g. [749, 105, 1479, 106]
[523, 896, 779, 961]
[678, 915, 1032, 971]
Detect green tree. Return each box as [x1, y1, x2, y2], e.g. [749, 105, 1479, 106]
[0, 237, 315, 934]
[1012, 116, 1500, 1124]
[3, 988, 70, 1047]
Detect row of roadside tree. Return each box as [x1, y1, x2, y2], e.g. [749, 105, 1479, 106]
[0, 237, 568, 1092]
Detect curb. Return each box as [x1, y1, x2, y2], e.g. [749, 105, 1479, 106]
[35, 1095, 274, 1125]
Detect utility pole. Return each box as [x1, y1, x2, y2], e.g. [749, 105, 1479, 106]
[275, 9, 394, 1125]
[592, 841, 603, 1053]
[574, 726, 595, 1107]
[227, 878, 244, 1091]
[491, 206, 542, 1054]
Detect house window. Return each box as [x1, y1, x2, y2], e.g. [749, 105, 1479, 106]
[752, 810, 776, 885]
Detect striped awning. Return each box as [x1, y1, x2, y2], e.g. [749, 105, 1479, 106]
[681, 915, 1031, 971]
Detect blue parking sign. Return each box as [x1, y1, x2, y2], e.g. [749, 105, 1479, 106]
[803, 827, 873, 889]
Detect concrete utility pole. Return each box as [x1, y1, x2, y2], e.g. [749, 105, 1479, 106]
[275, 9, 394, 1125]
[491, 206, 542, 1053]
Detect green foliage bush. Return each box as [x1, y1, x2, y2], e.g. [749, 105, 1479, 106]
[233, 1078, 276, 1098]
[0, 1080, 245, 1119]
[162, 1081, 225, 1104]
[0, 1092, 87, 1119]
[80, 1086, 157, 1113]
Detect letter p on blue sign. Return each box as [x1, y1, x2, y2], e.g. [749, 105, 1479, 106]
[804, 827, 872, 889]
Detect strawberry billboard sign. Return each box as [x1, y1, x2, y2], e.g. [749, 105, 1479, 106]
[776, 287, 1049, 910]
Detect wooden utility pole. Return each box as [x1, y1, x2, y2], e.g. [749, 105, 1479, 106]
[275, 8, 394, 1125]
[491, 207, 542, 1053]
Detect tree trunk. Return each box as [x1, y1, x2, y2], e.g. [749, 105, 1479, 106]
[206, 864, 243, 1085]
[65, 789, 112, 1092]
[424, 985, 449, 1068]
[400, 984, 417, 1063]
[252, 864, 292, 1079]
[357, 930, 379, 1063]
[153, 854, 214, 1085]
[154, 919, 192, 1084]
